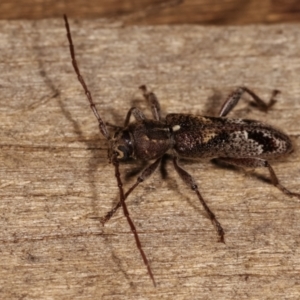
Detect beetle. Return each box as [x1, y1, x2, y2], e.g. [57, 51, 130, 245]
[63, 15, 300, 286]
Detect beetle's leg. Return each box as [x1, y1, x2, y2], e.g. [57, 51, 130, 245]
[124, 161, 148, 181]
[123, 107, 146, 126]
[216, 157, 300, 198]
[106, 107, 145, 129]
[140, 85, 161, 121]
[101, 157, 162, 225]
[219, 87, 279, 117]
[159, 153, 172, 179]
[124, 85, 161, 126]
[173, 157, 225, 243]
[105, 122, 123, 130]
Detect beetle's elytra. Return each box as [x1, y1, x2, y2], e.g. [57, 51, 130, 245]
[64, 15, 299, 286]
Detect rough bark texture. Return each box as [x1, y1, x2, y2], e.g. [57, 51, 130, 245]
[0, 18, 300, 299]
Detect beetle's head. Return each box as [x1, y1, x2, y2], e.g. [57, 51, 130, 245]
[109, 129, 134, 162]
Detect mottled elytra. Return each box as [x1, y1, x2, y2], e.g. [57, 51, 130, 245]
[64, 15, 300, 286]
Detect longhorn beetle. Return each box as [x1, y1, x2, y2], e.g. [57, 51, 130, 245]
[64, 15, 300, 286]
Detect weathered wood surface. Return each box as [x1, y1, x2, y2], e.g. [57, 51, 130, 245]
[0, 18, 300, 299]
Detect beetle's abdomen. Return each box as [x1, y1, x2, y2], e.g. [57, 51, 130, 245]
[166, 114, 293, 159]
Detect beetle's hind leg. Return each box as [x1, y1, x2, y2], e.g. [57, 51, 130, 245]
[219, 87, 279, 117]
[216, 157, 300, 199]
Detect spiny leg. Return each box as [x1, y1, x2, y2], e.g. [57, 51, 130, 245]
[173, 157, 225, 243]
[216, 157, 300, 198]
[112, 157, 156, 287]
[101, 157, 162, 225]
[64, 15, 110, 139]
[139, 85, 161, 121]
[219, 87, 280, 117]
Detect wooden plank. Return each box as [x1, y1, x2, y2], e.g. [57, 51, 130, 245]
[1, 0, 300, 25]
[0, 18, 300, 299]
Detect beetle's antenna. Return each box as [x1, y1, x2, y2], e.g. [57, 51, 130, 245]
[64, 14, 110, 140]
[64, 14, 156, 286]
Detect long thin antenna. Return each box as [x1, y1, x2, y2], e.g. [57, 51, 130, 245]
[63, 14, 110, 139]
[63, 14, 156, 286]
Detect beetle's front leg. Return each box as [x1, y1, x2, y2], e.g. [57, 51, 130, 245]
[106, 107, 146, 129]
[123, 107, 146, 126]
[101, 157, 162, 225]
[140, 85, 161, 121]
[216, 157, 300, 199]
[219, 87, 279, 117]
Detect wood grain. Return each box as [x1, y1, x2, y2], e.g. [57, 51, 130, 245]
[0, 18, 300, 299]
[1, 0, 300, 25]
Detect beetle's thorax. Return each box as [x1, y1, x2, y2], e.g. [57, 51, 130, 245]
[110, 120, 173, 161]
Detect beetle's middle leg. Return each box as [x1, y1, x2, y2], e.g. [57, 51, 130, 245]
[216, 157, 300, 199]
[173, 157, 225, 243]
[219, 87, 280, 117]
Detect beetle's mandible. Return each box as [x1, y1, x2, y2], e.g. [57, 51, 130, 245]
[64, 15, 300, 287]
